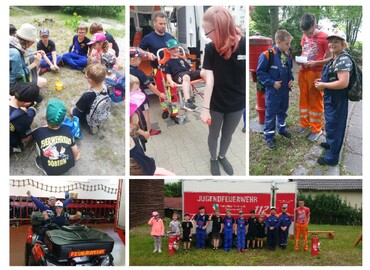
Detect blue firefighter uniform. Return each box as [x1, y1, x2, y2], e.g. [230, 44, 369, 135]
[265, 214, 280, 250]
[223, 216, 234, 251]
[236, 218, 246, 250]
[195, 214, 208, 249]
[320, 52, 353, 165]
[278, 212, 292, 249]
[256, 46, 294, 143]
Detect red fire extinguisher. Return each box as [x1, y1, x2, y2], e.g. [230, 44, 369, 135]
[167, 233, 180, 255]
[311, 235, 320, 256]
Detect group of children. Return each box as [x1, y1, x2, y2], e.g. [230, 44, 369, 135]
[148, 206, 293, 253]
[9, 22, 122, 175]
[129, 38, 204, 175]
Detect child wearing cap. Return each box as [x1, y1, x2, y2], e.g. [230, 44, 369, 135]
[256, 214, 266, 249]
[88, 33, 118, 71]
[130, 47, 167, 133]
[33, 98, 81, 175]
[90, 22, 120, 57]
[164, 38, 205, 111]
[148, 211, 165, 253]
[182, 213, 193, 252]
[246, 210, 258, 250]
[37, 28, 62, 75]
[235, 211, 247, 252]
[278, 204, 292, 249]
[72, 63, 110, 134]
[265, 206, 280, 251]
[9, 82, 42, 154]
[62, 23, 90, 71]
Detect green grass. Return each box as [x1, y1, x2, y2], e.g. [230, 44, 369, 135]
[130, 221, 362, 266]
[249, 65, 315, 175]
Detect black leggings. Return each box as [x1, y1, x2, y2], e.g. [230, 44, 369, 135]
[208, 109, 243, 160]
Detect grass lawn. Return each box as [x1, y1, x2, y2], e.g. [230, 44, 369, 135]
[130, 219, 362, 266]
[249, 64, 317, 175]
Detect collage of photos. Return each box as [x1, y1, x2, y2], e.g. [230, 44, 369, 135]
[7, 3, 364, 270]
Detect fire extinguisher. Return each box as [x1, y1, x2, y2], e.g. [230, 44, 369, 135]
[311, 235, 320, 256]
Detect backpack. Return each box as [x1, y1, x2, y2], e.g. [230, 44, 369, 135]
[339, 53, 362, 101]
[104, 74, 125, 103]
[86, 87, 111, 134]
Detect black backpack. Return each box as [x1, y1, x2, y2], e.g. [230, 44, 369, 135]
[344, 53, 362, 101]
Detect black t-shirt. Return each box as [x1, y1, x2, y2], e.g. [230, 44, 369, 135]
[202, 37, 246, 113]
[211, 215, 223, 232]
[130, 65, 150, 92]
[164, 58, 191, 77]
[32, 126, 76, 175]
[182, 221, 193, 237]
[247, 217, 258, 233]
[256, 221, 266, 236]
[10, 106, 35, 152]
[76, 91, 97, 115]
[37, 39, 56, 55]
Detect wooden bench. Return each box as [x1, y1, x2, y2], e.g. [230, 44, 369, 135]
[308, 231, 335, 239]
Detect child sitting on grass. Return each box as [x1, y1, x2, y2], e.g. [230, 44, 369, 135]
[72, 63, 111, 134]
[164, 38, 205, 111]
[33, 98, 81, 175]
[37, 28, 62, 75]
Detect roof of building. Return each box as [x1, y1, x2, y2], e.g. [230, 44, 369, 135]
[164, 197, 182, 209]
[292, 179, 362, 191]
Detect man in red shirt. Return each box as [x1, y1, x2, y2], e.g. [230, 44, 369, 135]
[294, 200, 311, 251]
[297, 14, 331, 142]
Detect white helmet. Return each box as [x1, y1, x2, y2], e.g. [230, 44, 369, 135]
[55, 200, 63, 207]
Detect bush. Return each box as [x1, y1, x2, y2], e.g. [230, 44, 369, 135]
[297, 193, 362, 225]
[64, 12, 84, 31]
[60, 6, 124, 18]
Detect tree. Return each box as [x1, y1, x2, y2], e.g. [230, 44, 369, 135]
[164, 181, 182, 197]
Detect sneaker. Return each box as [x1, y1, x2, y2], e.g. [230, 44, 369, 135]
[90, 126, 99, 135]
[39, 68, 48, 75]
[162, 111, 169, 119]
[158, 249, 162, 253]
[296, 126, 309, 133]
[218, 156, 234, 175]
[150, 129, 161, 136]
[294, 246, 299, 251]
[266, 140, 277, 150]
[279, 131, 292, 139]
[320, 142, 330, 150]
[170, 116, 180, 124]
[210, 159, 221, 175]
[308, 130, 323, 142]
[184, 99, 198, 111]
[242, 127, 246, 133]
[153, 249, 157, 253]
[35, 156, 47, 175]
[303, 246, 308, 251]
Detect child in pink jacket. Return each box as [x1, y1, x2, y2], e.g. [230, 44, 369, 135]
[148, 211, 165, 253]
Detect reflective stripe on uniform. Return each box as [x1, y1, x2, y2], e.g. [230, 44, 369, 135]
[309, 118, 324, 123]
[300, 109, 309, 113]
[309, 111, 324, 117]
[300, 115, 309, 119]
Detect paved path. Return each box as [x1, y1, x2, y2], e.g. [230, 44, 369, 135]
[144, 88, 246, 176]
[293, 100, 362, 176]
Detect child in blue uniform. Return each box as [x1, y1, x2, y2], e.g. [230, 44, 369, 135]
[235, 211, 247, 252]
[265, 207, 280, 250]
[223, 210, 235, 251]
[278, 204, 292, 249]
[257, 30, 294, 150]
[193, 206, 209, 249]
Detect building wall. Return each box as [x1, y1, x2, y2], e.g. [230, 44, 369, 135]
[302, 191, 362, 209]
[129, 180, 164, 228]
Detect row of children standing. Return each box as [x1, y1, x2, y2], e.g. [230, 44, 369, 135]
[9, 22, 121, 175]
[148, 205, 293, 253]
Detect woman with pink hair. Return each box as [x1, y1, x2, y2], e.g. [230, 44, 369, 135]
[200, 6, 246, 175]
